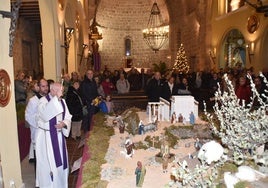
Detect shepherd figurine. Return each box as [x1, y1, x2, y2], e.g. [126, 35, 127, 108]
[189, 111, 195, 125]
[178, 113, 183, 123]
[135, 161, 146, 187]
[171, 112, 176, 124]
[138, 120, 144, 135]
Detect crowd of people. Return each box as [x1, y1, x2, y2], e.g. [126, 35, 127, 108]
[15, 65, 268, 188]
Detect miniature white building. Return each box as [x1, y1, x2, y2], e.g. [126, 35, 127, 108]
[147, 96, 199, 123]
[171, 96, 198, 122]
[147, 97, 170, 122]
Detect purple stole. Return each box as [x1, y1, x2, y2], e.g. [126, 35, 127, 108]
[46, 95, 68, 169]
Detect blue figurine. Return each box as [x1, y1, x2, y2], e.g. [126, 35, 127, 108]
[189, 112, 195, 125]
[138, 120, 144, 135]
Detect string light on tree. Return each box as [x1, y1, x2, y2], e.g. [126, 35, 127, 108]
[173, 43, 190, 74]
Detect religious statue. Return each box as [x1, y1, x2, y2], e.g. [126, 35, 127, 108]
[114, 115, 125, 133]
[92, 40, 99, 54]
[162, 153, 169, 173]
[119, 120, 125, 133]
[178, 113, 183, 123]
[135, 161, 146, 187]
[160, 137, 170, 158]
[171, 112, 176, 124]
[91, 40, 101, 71]
[125, 137, 134, 157]
[189, 111, 195, 125]
[138, 120, 144, 135]
[155, 135, 175, 166]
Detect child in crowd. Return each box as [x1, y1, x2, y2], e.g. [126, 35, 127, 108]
[104, 95, 114, 114]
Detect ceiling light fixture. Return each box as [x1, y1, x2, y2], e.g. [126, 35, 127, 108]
[143, 1, 169, 53]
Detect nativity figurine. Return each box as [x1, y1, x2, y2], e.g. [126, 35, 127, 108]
[135, 161, 146, 187]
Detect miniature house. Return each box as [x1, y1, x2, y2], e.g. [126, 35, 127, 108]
[147, 96, 199, 123]
[171, 96, 199, 122]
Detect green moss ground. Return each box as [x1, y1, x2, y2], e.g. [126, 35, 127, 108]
[81, 113, 114, 188]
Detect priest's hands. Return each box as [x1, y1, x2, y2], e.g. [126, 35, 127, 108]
[55, 121, 67, 129]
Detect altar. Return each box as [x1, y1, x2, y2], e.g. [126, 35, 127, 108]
[123, 67, 150, 73]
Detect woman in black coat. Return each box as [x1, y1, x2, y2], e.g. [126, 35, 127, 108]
[66, 81, 83, 140]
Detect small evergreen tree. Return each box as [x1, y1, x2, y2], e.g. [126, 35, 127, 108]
[173, 43, 189, 74]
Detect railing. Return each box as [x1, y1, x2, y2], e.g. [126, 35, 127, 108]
[147, 97, 170, 122]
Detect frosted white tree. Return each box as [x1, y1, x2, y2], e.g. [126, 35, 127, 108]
[205, 73, 268, 165]
[167, 73, 268, 187]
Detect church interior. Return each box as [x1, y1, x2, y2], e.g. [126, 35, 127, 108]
[1, 0, 268, 187]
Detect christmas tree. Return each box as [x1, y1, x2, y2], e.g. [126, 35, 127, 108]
[173, 43, 189, 74]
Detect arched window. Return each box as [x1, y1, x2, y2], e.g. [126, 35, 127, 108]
[222, 29, 246, 68]
[125, 37, 131, 56]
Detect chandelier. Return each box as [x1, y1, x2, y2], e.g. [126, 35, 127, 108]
[143, 2, 169, 52]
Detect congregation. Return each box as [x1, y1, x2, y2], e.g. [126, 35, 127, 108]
[16, 65, 268, 110]
[14, 64, 268, 188]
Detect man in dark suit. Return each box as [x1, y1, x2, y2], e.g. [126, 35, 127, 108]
[81, 69, 99, 131]
[139, 68, 150, 91]
[146, 71, 164, 102]
[161, 76, 178, 102]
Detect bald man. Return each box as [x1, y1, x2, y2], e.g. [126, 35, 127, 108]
[145, 71, 164, 102]
[35, 82, 72, 188]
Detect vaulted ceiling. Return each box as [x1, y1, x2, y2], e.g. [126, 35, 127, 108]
[11, 0, 41, 42]
[11, 0, 40, 26]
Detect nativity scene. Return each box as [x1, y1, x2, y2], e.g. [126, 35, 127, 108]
[77, 72, 268, 188]
[1, 1, 268, 188]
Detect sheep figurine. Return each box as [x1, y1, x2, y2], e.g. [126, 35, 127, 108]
[143, 117, 158, 133]
[143, 122, 157, 133]
[197, 140, 224, 164]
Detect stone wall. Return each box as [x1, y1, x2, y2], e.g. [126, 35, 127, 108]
[93, 0, 212, 72]
[95, 0, 171, 71]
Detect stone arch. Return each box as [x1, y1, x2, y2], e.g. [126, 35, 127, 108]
[219, 28, 247, 69]
[39, 0, 89, 79]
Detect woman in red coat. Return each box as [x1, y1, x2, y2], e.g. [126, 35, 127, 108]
[101, 77, 115, 96]
[235, 76, 252, 105]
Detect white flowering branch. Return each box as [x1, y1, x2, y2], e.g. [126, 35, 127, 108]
[167, 73, 268, 187]
[168, 157, 226, 188]
[204, 73, 268, 165]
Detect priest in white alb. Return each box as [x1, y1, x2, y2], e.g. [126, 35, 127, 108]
[35, 82, 72, 188]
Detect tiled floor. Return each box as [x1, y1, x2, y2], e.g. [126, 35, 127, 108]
[21, 136, 84, 188]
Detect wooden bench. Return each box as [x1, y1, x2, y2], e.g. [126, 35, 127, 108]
[111, 91, 148, 113]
